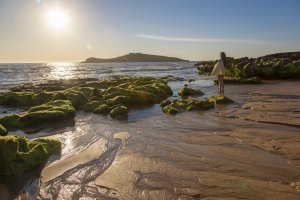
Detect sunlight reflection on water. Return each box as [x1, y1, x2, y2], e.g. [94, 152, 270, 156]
[48, 62, 76, 79]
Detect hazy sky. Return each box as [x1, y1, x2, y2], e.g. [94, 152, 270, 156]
[0, 0, 299, 62]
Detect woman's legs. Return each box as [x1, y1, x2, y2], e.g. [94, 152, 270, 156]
[217, 75, 224, 94]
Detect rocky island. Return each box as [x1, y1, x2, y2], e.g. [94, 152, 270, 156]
[82, 53, 189, 63]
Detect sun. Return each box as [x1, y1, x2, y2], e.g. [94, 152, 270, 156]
[47, 8, 70, 30]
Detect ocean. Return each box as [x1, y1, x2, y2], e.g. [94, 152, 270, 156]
[0, 62, 211, 91]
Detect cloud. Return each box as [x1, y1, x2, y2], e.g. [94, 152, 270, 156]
[136, 34, 269, 44]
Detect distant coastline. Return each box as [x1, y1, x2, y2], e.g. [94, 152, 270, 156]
[82, 53, 189, 63]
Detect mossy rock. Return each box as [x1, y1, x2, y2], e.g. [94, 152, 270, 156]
[0, 124, 7, 136]
[83, 101, 106, 112]
[127, 90, 158, 104]
[21, 100, 76, 126]
[107, 96, 130, 106]
[162, 99, 214, 114]
[109, 106, 128, 118]
[91, 88, 103, 98]
[31, 91, 56, 106]
[64, 90, 88, 108]
[0, 92, 33, 106]
[89, 96, 102, 102]
[208, 96, 233, 104]
[160, 100, 172, 107]
[276, 63, 300, 78]
[178, 87, 203, 97]
[0, 135, 61, 182]
[94, 104, 111, 114]
[186, 100, 215, 111]
[162, 104, 179, 115]
[52, 92, 67, 100]
[0, 115, 23, 128]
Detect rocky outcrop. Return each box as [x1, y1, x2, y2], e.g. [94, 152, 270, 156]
[197, 51, 300, 79]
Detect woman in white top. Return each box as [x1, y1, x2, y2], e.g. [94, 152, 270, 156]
[211, 52, 227, 94]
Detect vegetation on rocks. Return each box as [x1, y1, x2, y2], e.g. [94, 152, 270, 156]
[197, 51, 300, 80]
[0, 77, 173, 130]
[0, 124, 7, 136]
[109, 106, 128, 118]
[0, 135, 61, 182]
[0, 100, 76, 131]
[161, 96, 233, 115]
[178, 87, 204, 97]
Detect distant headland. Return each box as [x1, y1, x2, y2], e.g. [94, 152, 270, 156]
[82, 53, 189, 63]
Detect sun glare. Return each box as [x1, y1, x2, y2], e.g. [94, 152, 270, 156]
[47, 8, 70, 30]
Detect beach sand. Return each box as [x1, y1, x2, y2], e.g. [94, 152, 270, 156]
[33, 81, 300, 199]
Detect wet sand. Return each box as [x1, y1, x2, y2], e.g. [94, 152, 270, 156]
[18, 80, 300, 199]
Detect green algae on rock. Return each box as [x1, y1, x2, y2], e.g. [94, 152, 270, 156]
[197, 52, 300, 79]
[0, 135, 61, 182]
[178, 87, 204, 97]
[94, 104, 111, 114]
[208, 96, 234, 104]
[83, 101, 106, 112]
[162, 99, 215, 115]
[0, 124, 8, 136]
[109, 106, 128, 118]
[0, 76, 173, 123]
[0, 115, 23, 128]
[21, 100, 76, 127]
[160, 100, 172, 107]
[0, 100, 76, 131]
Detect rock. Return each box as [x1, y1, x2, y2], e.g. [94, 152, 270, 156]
[178, 87, 203, 97]
[162, 104, 179, 114]
[83, 101, 106, 112]
[20, 100, 76, 127]
[94, 104, 111, 114]
[162, 99, 214, 114]
[64, 90, 89, 108]
[109, 106, 128, 118]
[208, 96, 234, 104]
[91, 88, 103, 98]
[0, 124, 7, 136]
[0, 92, 33, 106]
[107, 96, 130, 106]
[160, 100, 172, 107]
[197, 52, 300, 79]
[52, 92, 67, 101]
[31, 91, 56, 106]
[0, 135, 61, 182]
[0, 115, 23, 128]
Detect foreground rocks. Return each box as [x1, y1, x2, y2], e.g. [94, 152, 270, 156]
[0, 135, 61, 182]
[197, 51, 300, 80]
[0, 77, 173, 133]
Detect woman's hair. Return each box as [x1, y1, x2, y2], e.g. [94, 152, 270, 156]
[220, 52, 227, 67]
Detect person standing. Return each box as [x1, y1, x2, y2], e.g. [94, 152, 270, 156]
[211, 52, 227, 94]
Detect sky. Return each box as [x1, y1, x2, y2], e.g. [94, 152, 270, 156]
[0, 0, 299, 62]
